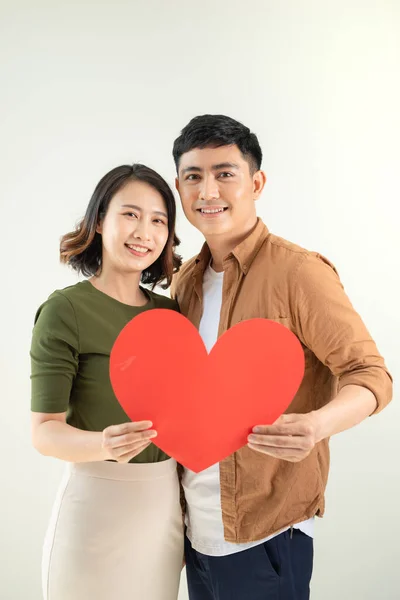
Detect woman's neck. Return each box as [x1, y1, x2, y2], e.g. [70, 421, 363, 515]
[89, 268, 148, 307]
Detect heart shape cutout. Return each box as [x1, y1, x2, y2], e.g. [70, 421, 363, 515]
[110, 309, 304, 472]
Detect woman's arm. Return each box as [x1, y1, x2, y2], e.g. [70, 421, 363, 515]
[31, 412, 157, 463]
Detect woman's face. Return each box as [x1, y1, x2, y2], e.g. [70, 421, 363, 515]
[97, 180, 169, 275]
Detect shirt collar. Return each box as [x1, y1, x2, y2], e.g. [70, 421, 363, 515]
[193, 218, 270, 277]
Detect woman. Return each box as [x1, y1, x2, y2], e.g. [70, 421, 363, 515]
[30, 164, 184, 600]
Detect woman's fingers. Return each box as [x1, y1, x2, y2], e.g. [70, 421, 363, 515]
[102, 421, 157, 461]
[116, 441, 152, 463]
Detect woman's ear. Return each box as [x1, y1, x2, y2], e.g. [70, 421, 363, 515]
[96, 219, 103, 234]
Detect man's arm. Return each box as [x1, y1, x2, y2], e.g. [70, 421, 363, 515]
[248, 384, 376, 461]
[248, 253, 392, 460]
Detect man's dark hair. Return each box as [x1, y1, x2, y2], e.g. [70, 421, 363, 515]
[173, 114, 262, 174]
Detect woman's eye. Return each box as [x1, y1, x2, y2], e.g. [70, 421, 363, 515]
[124, 212, 138, 218]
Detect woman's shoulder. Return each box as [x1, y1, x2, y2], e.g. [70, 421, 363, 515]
[34, 282, 89, 325]
[38, 281, 86, 307]
[146, 288, 180, 312]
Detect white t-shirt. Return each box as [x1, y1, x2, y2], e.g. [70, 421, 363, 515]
[182, 263, 314, 557]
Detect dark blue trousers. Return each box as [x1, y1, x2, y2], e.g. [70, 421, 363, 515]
[185, 529, 313, 600]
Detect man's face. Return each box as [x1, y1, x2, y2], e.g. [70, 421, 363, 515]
[176, 145, 265, 239]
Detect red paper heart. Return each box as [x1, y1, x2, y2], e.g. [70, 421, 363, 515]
[110, 309, 304, 472]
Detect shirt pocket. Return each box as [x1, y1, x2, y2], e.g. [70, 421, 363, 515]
[237, 314, 291, 330]
[237, 315, 313, 370]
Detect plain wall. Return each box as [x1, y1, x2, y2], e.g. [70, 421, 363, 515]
[1, 1, 399, 598]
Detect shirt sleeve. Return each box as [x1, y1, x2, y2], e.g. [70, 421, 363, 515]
[289, 253, 393, 414]
[30, 291, 80, 413]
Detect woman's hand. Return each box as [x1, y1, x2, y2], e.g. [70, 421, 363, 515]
[31, 413, 157, 463]
[102, 421, 157, 463]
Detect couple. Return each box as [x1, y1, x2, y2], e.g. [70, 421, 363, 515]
[30, 114, 392, 600]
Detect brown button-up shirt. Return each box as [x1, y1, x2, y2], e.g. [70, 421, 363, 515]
[171, 218, 392, 543]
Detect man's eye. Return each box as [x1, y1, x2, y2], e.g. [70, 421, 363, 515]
[186, 174, 200, 181]
[218, 172, 233, 178]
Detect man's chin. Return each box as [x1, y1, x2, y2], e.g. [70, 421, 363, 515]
[191, 217, 232, 237]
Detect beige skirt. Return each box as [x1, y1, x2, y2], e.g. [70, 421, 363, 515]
[42, 458, 184, 600]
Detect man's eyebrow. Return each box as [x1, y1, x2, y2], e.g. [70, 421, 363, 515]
[180, 166, 202, 175]
[212, 162, 239, 170]
[180, 162, 239, 175]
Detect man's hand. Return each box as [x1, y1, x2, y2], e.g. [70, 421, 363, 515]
[247, 386, 377, 462]
[247, 412, 321, 462]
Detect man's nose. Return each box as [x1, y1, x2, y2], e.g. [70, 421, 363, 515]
[199, 175, 220, 201]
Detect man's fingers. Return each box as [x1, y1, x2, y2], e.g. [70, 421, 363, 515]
[252, 420, 314, 437]
[247, 443, 304, 461]
[248, 433, 314, 450]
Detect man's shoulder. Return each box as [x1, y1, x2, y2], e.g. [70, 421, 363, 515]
[171, 254, 198, 298]
[179, 254, 199, 277]
[262, 233, 337, 274]
[267, 232, 310, 257]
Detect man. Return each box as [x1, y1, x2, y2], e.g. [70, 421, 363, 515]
[171, 114, 392, 600]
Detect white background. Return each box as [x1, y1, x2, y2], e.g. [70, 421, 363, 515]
[1, 1, 399, 598]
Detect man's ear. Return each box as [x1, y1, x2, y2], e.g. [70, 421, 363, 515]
[175, 177, 180, 194]
[253, 170, 267, 201]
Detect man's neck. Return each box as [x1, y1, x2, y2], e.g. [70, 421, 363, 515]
[206, 219, 258, 273]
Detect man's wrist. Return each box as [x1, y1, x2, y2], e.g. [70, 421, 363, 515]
[309, 409, 328, 444]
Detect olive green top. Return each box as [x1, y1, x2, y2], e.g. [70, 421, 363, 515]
[30, 280, 179, 463]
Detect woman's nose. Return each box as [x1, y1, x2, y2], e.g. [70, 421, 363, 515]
[133, 219, 151, 241]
